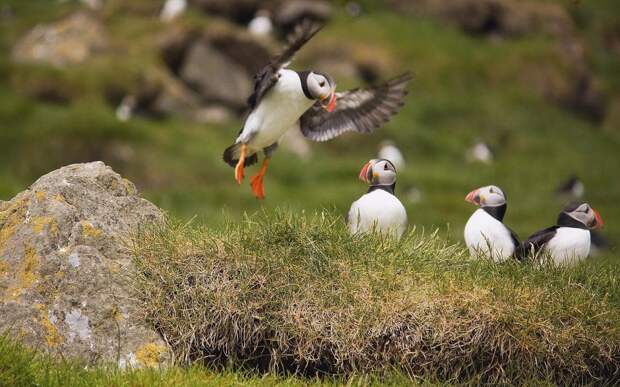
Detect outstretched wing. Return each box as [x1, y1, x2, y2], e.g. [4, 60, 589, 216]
[299, 73, 412, 142]
[522, 226, 558, 257]
[247, 21, 322, 109]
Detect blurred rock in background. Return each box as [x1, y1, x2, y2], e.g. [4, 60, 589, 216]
[12, 12, 107, 67]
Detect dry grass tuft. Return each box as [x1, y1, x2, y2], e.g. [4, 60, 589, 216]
[130, 210, 620, 384]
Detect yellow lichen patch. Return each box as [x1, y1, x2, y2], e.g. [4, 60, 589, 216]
[35, 191, 47, 201]
[4, 247, 40, 300]
[135, 342, 167, 367]
[34, 303, 63, 348]
[0, 260, 9, 277]
[81, 221, 103, 239]
[32, 216, 58, 236]
[0, 197, 29, 253]
[122, 178, 136, 195]
[52, 194, 66, 203]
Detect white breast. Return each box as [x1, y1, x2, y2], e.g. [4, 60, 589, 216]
[464, 209, 515, 262]
[546, 227, 590, 266]
[348, 189, 408, 239]
[237, 69, 315, 152]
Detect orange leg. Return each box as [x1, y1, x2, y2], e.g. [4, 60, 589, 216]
[234, 144, 247, 185]
[250, 158, 270, 199]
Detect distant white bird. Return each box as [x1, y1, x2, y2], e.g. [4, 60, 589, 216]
[80, 0, 102, 10]
[115, 95, 136, 122]
[377, 140, 405, 171]
[348, 159, 408, 239]
[160, 0, 186, 22]
[555, 175, 584, 200]
[248, 10, 273, 37]
[466, 141, 493, 164]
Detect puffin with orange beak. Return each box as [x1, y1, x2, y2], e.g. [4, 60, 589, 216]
[223, 21, 411, 199]
[347, 159, 407, 239]
[522, 202, 604, 266]
[464, 185, 522, 261]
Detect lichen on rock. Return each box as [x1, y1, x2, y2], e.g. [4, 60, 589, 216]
[0, 162, 169, 367]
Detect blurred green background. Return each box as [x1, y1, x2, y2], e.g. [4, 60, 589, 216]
[0, 0, 619, 252]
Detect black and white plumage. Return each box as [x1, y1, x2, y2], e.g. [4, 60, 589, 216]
[464, 185, 521, 262]
[348, 159, 407, 239]
[222, 21, 412, 199]
[522, 202, 603, 266]
[299, 73, 411, 142]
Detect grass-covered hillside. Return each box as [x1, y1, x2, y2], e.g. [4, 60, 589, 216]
[1, 0, 619, 246]
[1, 0, 620, 384]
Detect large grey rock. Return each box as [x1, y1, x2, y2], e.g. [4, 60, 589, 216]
[0, 162, 169, 367]
[12, 12, 107, 67]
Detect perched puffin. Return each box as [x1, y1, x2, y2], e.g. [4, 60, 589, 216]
[347, 159, 407, 239]
[377, 140, 405, 171]
[466, 141, 494, 164]
[522, 202, 603, 266]
[464, 185, 521, 261]
[223, 22, 411, 199]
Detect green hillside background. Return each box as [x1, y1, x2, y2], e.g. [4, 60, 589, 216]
[1, 0, 619, 248]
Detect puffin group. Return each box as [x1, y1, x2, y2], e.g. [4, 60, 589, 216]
[220, 21, 607, 266]
[464, 185, 604, 265]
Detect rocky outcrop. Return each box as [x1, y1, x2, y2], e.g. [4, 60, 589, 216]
[12, 12, 107, 67]
[0, 162, 169, 367]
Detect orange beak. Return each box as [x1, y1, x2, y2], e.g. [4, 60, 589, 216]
[592, 208, 604, 229]
[358, 161, 373, 183]
[465, 189, 481, 205]
[322, 90, 337, 112]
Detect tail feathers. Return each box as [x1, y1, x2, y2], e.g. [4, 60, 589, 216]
[223, 143, 258, 167]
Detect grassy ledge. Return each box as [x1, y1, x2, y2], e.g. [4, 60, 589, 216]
[130, 209, 620, 385]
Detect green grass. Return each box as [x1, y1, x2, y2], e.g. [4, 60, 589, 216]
[130, 210, 619, 384]
[1, 0, 620, 385]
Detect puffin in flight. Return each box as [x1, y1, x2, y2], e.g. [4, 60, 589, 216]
[522, 202, 603, 266]
[464, 185, 521, 261]
[223, 22, 412, 199]
[348, 159, 407, 239]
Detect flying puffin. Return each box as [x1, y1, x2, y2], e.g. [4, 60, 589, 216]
[222, 22, 411, 199]
[347, 159, 407, 239]
[522, 202, 603, 266]
[464, 185, 521, 261]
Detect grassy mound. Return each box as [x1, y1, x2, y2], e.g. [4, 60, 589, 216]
[131, 210, 620, 384]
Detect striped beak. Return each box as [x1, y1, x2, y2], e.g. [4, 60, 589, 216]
[592, 208, 604, 229]
[322, 89, 337, 112]
[465, 189, 481, 205]
[358, 160, 376, 183]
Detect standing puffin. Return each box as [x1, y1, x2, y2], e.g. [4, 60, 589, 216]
[464, 185, 521, 261]
[522, 202, 603, 266]
[348, 159, 407, 239]
[223, 22, 411, 199]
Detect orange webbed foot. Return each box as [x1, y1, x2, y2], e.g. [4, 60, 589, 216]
[250, 158, 270, 200]
[234, 144, 247, 184]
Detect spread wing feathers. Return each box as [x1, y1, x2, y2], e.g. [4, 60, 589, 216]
[522, 226, 558, 257]
[247, 21, 322, 109]
[299, 72, 412, 142]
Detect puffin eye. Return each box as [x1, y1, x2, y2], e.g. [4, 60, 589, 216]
[384, 163, 389, 170]
[319, 80, 325, 87]
[489, 188, 494, 194]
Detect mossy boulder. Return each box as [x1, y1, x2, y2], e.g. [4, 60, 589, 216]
[0, 162, 168, 368]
